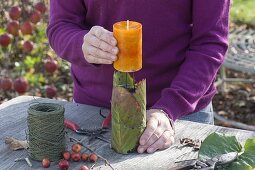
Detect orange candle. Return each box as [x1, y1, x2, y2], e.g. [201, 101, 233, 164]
[113, 21, 142, 72]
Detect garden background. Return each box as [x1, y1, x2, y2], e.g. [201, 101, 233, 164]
[0, 0, 255, 127]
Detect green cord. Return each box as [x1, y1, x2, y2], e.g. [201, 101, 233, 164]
[27, 103, 65, 161]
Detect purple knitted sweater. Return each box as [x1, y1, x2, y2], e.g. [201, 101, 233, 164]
[47, 0, 230, 121]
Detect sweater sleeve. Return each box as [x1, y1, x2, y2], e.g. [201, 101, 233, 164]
[47, 0, 90, 66]
[151, 0, 230, 121]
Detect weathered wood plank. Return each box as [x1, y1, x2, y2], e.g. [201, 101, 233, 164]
[0, 96, 254, 170]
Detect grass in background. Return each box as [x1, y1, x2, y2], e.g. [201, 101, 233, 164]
[231, 0, 255, 26]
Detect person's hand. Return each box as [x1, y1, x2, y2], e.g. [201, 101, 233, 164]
[82, 26, 119, 64]
[137, 109, 175, 153]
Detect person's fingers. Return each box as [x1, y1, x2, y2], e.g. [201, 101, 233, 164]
[85, 45, 117, 61]
[137, 127, 164, 154]
[91, 26, 117, 46]
[146, 131, 174, 153]
[139, 117, 159, 146]
[85, 35, 118, 55]
[142, 127, 164, 149]
[85, 55, 113, 64]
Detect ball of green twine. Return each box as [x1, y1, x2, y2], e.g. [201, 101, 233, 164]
[27, 103, 65, 161]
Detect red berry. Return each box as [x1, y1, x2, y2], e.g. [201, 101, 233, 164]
[22, 40, 34, 53]
[79, 165, 89, 170]
[89, 153, 98, 163]
[14, 77, 28, 94]
[62, 151, 71, 160]
[71, 152, 81, 162]
[30, 10, 41, 24]
[20, 21, 33, 35]
[72, 143, 82, 153]
[44, 59, 58, 73]
[9, 6, 21, 20]
[42, 158, 50, 168]
[0, 34, 11, 47]
[6, 21, 19, 36]
[0, 77, 13, 91]
[81, 153, 89, 161]
[35, 2, 47, 14]
[58, 159, 69, 170]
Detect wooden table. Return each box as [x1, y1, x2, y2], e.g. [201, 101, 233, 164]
[0, 96, 255, 170]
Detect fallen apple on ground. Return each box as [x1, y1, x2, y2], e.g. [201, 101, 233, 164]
[14, 77, 28, 94]
[0, 34, 11, 47]
[22, 40, 34, 53]
[30, 10, 41, 24]
[44, 59, 58, 73]
[0, 77, 13, 91]
[46, 85, 57, 98]
[35, 2, 47, 14]
[20, 22, 33, 35]
[6, 21, 19, 36]
[9, 6, 21, 20]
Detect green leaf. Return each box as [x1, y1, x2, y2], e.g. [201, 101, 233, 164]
[198, 132, 255, 170]
[111, 71, 146, 154]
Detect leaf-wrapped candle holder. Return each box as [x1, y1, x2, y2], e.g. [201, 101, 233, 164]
[111, 71, 146, 154]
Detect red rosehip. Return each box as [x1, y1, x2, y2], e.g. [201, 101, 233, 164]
[71, 152, 81, 162]
[20, 21, 33, 35]
[42, 158, 50, 168]
[35, 2, 47, 14]
[89, 153, 98, 163]
[72, 143, 82, 153]
[62, 151, 71, 160]
[81, 153, 89, 161]
[79, 165, 89, 170]
[30, 10, 41, 24]
[0, 34, 11, 47]
[58, 159, 69, 170]
[9, 6, 21, 20]
[14, 77, 28, 94]
[6, 21, 19, 36]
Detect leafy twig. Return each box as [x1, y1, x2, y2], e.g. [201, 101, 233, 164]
[69, 137, 114, 170]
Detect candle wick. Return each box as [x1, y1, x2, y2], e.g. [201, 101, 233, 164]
[127, 20, 129, 30]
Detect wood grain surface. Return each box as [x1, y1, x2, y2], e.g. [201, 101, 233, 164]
[0, 96, 254, 170]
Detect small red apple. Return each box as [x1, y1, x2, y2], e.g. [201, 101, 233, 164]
[58, 159, 69, 170]
[62, 151, 71, 160]
[29, 10, 41, 24]
[0, 34, 11, 47]
[71, 152, 81, 162]
[42, 158, 50, 168]
[22, 40, 34, 53]
[44, 59, 58, 73]
[89, 153, 98, 163]
[9, 6, 21, 20]
[81, 153, 89, 161]
[45, 85, 57, 98]
[79, 165, 89, 170]
[0, 77, 13, 91]
[72, 143, 82, 153]
[20, 22, 33, 35]
[14, 77, 28, 94]
[6, 21, 19, 36]
[35, 2, 47, 14]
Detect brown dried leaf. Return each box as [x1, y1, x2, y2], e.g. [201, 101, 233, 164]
[4, 137, 28, 150]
